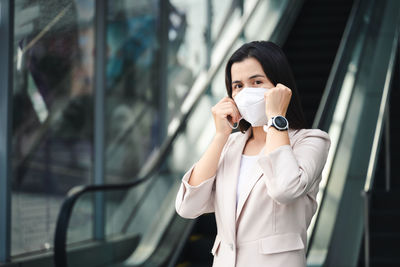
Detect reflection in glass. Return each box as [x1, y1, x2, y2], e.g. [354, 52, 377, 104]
[104, 0, 160, 183]
[102, 0, 235, 183]
[12, 0, 95, 256]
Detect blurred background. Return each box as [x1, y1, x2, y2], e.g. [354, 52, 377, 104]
[0, 0, 399, 266]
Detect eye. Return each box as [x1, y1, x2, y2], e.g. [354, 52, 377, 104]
[254, 80, 262, 85]
[233, 84, 242, 90]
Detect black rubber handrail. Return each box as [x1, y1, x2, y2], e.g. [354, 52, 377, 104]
[54, 179, 147, 267]
[53, 112, 185, 267]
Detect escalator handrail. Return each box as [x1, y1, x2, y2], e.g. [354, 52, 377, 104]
[361, 28, 398, 267]
[53, 178, 148, 267]
[363, 30, 399, 194]
[312, 0, 360, 131]
[53, 0, 268, 266]
[305, 0, 362, 246]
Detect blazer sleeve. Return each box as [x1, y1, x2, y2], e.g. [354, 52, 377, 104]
[175, 164, 216, 219]
[175, 133, 235, 219]
[257, 129, 331, 205]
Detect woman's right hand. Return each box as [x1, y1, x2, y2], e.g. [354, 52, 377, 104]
[188, 97, 240, 186]
[211, 97, 241, 137]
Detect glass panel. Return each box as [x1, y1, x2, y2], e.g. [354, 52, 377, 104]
[245, 0, 290, 40]
[105, 0, 160, 183]
[67, 193, 94, 244]
[103, 0, 239, 184]
[11, 0, 95, 256]
[167, 0, 235, 121]
[102, 0, 238, 239]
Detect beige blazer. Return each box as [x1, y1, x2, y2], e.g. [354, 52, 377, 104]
[175, 128, 331, 267]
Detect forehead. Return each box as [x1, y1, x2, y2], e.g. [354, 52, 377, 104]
[231, 57, 265, 80]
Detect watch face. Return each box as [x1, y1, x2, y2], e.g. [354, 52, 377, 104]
[275, 116, 287, 128]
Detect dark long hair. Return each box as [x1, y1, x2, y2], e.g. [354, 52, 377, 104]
[225, 41, 307, 132]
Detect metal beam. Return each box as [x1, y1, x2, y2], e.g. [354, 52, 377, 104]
[205, 0, 213, 95]
[93, 0, 107, 240]
[0, 0, 14, 262]
[156, 0, 169, 145]
[385, 100, 391, 192]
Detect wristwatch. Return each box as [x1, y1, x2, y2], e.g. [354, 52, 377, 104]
[263, 115, 289, 132]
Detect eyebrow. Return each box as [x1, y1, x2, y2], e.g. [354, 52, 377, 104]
[232, 74, 266, 84]
[249, 74, 266, 79]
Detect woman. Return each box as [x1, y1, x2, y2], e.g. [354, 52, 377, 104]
[175, 41, 331, 267]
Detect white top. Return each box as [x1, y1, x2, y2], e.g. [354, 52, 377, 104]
[236, 154, 259, 207]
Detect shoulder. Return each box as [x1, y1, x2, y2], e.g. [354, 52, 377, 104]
[220, 131, 246, 155]
[210, 131, 244, 167]
[290, 128, 330, 140]
[289, 128, 331, 149]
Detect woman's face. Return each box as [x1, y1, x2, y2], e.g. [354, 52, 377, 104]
[231, 57, 275, 98]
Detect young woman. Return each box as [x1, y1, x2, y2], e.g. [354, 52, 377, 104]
[175, 41, 331, 267]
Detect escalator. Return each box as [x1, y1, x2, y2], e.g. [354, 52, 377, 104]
[53, 0, 400, 267]
[357, 51, 400, 267]
[307, 0, 399, 266]
[282, 0, 354, 128]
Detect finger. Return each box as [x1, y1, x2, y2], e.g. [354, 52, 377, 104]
[221, 101, 241, 122]
[218, 106, 235, 117]
[217, 102, 234, 112]
[232, 104, 241, 122]
[221, 107, 241, 123]
[225, 97, 236, 105]
[218, 101, 236, 110]
[224, 98, 241, 121]
[212, 100, 232, 115]
[222, 96, 234, 103]
[276, 83, 287, 89]
[276, 83, 292, 94]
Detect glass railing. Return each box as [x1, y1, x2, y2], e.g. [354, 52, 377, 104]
[54, 1, 303, 266]
[306, 0, 400, 266]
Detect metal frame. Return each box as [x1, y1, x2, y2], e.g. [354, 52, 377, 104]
[156, 0, 169, 146]
[363, 103, 391, 267]
[205, 0, 212, 69]
[0, 0, 13, 263]
[362, 27, 398, 267]
[384, 103, 391, 192]
[93, 0, 107, 241]
[205, 0, 213, 95]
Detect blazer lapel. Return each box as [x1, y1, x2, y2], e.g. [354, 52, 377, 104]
[235, 163, 263, 222]
[235, 128, 297, 222]
[222, 130, 250, 241]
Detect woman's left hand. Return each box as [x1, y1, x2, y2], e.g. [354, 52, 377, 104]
[264, 83, 292, 119]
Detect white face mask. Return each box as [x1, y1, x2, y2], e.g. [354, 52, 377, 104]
[229, 87, 268, 129]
